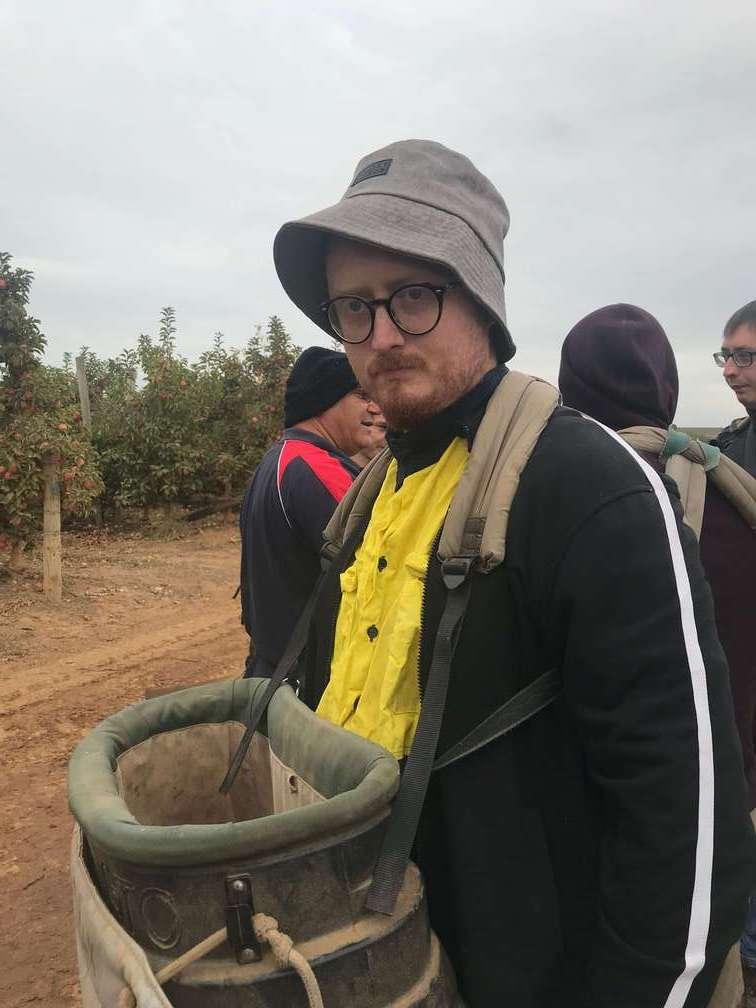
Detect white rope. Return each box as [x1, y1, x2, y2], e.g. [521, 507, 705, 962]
[118, 911, 324, 1008]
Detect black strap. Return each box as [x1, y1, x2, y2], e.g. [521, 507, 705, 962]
[219, 523, 367, 794]
[433, 668, 560, 772]
[365, 556, 475, 916]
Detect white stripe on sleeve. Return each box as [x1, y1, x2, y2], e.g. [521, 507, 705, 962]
[581, 415, 714, 1008]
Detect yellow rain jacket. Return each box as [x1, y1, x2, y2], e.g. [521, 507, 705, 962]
[317, 438, 469, 758]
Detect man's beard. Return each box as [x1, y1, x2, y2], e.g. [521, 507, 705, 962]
[377, 389, 445, 431]
[365, 349, 488, 431]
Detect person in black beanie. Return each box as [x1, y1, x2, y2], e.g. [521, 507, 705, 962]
[239, 346, 380, 677]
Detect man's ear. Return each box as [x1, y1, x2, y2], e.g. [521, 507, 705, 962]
[489, 321, 515, 364]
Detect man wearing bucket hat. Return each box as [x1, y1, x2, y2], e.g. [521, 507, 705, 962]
[273, 141, 755, 1007]
[239, 346, 379, 678]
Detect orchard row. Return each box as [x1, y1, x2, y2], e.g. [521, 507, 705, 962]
[0, 254, 300, 559]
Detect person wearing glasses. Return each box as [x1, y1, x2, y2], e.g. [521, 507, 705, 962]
[239, 346, 379, 678]
[713, 302, 756, 477]
[273, 140, 754, 1007]
[712, 301, 756, 1005]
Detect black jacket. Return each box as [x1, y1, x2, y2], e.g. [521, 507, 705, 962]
[713, 414, 756, 477]
[304, 384, 755, 1007]
[558, 311, 756, 810]
[240, 428, 359, 675]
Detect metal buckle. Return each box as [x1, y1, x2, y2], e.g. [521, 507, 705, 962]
[224, 874, 261, 964]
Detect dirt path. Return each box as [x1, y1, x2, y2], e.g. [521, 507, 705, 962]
[0, 521, 248, 1007]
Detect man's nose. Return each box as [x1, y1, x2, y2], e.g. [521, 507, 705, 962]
[370, 305, 405, 352]
[723, 356, 739, 378]
[366, 399, 382, 415]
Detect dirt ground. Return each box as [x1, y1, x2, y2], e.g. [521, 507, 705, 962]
[0, 517, 248, 1007]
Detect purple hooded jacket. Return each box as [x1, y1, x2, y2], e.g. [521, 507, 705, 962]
[560, 303, 756, 807]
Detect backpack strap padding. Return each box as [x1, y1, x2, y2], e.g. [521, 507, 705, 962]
[439, 371, 560, 572]
[324, 370, 560, 572]
[322, 447, 392, 559]
[665, 454, 707, 538]
[619, 425, 756, 536]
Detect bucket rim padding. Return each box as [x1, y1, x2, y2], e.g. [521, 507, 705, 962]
[68, 679, 399, 867]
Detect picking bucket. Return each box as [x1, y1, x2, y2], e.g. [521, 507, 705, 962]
[68, 678, 460, 1007]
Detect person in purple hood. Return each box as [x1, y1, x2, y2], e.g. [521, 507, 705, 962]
[560, 303, 755, 805]
[560, 303, 756, 1001]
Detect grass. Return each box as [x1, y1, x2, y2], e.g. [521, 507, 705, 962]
[681, 427, 720, 441]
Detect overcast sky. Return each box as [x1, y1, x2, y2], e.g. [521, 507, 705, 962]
[3, 0, 754, 424]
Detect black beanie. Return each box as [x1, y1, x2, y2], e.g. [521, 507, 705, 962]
[284, 347, 359, 428]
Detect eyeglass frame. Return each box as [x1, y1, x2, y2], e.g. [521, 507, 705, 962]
[713, 348, 756, 368]
[320, 281, 460, 345]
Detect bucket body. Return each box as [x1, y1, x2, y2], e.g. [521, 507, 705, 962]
[69, 679, 460, 1007]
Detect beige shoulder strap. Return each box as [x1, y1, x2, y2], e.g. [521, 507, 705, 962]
[322, 447, 391, 558]
[619, 426, 709, 537]
[323, 370, 560, 570]
[666, 454, 708, 538]
[619, 425, 756, 537]
[439, 371, 560, 571]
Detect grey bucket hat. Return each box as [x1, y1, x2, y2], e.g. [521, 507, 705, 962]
[273, 139, 515, 362]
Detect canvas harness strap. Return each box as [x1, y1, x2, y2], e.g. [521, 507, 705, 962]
[365, 555, 475, 914]
[618, 425, 756, 538]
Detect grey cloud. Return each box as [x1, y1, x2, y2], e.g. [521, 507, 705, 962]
[2, 0, 754, 423]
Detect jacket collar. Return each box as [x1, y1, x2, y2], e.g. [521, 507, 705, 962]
[282, 426, 355, 464]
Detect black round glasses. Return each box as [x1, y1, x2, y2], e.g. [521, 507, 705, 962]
[321, 282, 459, 345]
[713, 349, 756, 368]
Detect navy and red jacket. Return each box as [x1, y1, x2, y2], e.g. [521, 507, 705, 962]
[240, 428, 359, 677]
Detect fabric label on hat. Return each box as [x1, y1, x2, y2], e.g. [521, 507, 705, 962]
[350, 158, 393, 187]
